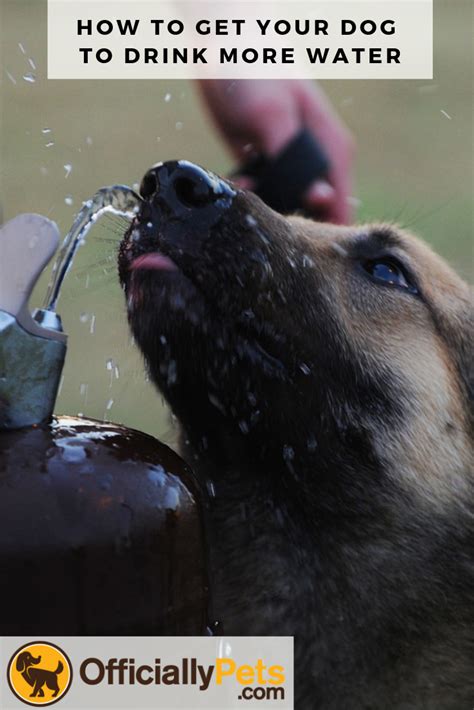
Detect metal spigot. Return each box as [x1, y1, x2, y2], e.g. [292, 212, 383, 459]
[0, 214, 67, 429]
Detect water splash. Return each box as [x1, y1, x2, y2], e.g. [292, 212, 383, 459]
[44, 185, 143, 311]
[5, 70, 17, 85]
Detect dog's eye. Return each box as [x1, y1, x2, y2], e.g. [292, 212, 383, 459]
[362, 258, 418, 294]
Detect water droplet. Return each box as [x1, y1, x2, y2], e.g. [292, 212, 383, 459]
[206, 480, 216, 498]
[106, 398, 114, 411]
[440, 109, 452, 120]
[64, 163, 72, 178]
[23, 72, 36, 83]
[176, 121, 184, 130]
[300, 363, 311, 375]
[89, 314, 96, 334]
[18, 42, 26, 54]
[64, 195, 73, 206]
[307, 436, 318, 452]
[106, 359, 114, 371]
[330, 242, 348, 258]
[239, 420, 249, 434]
[247, 392, 257, 406]
[209, 393, 226, 414]
[57, 375, 65, 397]
[79, 313, 89, 323]
[28, 57, 37, 70]
[5, 70, 17, 85]
[167, 360, 177, 386]
[217, 640, 233, 658]
[164, 93, 172, 102]
[45, 141, 55, 148]
[86, 136, 93, 146]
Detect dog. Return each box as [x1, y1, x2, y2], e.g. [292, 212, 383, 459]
[16, 651, 63, 698]
[119, 161, 473, 709]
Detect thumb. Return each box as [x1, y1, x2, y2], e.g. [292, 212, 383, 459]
[303, 180, 337, 217]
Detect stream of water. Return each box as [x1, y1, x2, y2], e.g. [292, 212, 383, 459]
[44, 185, 143, 311]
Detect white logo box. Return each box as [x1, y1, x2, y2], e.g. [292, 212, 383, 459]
[1, 636, 294, 709]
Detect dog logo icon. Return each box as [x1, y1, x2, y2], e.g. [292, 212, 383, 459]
[7, 642, 72, 706]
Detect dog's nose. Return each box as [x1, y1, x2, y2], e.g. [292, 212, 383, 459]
[140, 161, 235, 217]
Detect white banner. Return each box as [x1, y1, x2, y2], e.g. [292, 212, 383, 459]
[0, 637, 293, 709]
[47, 0, 433, 80]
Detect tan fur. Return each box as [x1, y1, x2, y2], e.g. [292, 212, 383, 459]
[286, 218, 473, 507]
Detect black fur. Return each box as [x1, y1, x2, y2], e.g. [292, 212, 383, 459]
[119, 174, 474, 709]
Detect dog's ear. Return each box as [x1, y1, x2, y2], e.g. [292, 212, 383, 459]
[16, 653, 26, 672]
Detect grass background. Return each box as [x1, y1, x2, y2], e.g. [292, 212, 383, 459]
[0, 0, 472, 439]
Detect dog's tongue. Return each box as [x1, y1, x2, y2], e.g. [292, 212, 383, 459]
[131, 253, 177, 272]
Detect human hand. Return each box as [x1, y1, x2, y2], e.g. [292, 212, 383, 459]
[198, 79, 355, 224]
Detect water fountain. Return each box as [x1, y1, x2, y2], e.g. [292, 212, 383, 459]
[0, 206, 209, 635]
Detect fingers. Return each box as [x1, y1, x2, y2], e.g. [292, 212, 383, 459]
[303, 180, 337, 220]
[296, 82, 355, 224]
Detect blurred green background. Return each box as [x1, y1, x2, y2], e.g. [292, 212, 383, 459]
[0, 0, 472, 440]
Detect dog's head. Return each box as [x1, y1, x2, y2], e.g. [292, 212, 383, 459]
[16, 652, 41, 672]
[119, 161, 473, 505]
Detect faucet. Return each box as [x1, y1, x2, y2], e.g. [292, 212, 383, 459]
[0, 214, 67, 429]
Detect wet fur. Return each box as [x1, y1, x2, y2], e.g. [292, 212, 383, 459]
[120, 185, 474, 709]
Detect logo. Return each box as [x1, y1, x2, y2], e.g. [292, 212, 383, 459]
[2, 636, 292, 708]
[7, 642, 73, 707]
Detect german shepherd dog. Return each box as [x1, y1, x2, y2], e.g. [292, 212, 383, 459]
[119, 161, 473, 709]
